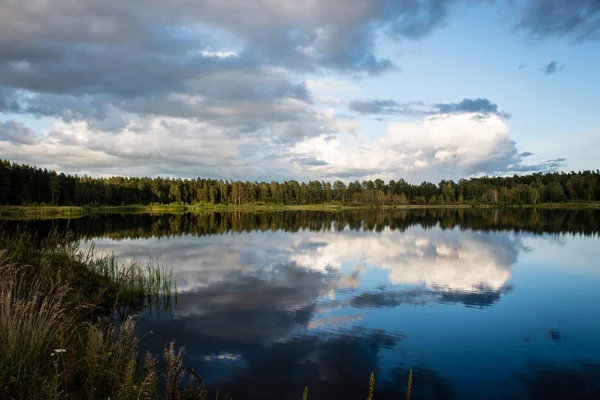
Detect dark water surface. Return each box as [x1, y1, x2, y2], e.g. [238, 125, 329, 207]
[3, 209, 600, 399]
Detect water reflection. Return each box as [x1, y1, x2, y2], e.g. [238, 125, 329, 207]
[3, 207, 600, 239]
[510, 362, 600, 400]
[290, 229, 518, 291]
[85, 226, 519, 310]
[2, 210, 600, 399]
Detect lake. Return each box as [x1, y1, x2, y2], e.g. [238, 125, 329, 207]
[3, 208, 600, 399]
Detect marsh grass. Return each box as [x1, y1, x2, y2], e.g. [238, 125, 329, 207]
[87, 249, 176, 319]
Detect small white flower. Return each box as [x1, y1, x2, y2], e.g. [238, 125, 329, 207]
[54, 349, 67, 353]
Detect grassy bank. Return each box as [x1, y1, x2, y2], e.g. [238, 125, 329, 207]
[0, 230, 181, 399]
[2, 201, 599, 219]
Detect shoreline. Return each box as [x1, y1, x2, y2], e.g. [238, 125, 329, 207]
[1, 202, 599, 219]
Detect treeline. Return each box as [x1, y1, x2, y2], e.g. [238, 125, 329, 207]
[1, 159, 600, 207]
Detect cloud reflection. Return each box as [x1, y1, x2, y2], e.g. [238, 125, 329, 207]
[289, 227, 519, 293]
[88, 225, 520, 301]
[86, 224, 522, 352]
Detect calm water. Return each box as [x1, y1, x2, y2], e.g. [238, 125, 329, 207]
[3, 209, 600, 399]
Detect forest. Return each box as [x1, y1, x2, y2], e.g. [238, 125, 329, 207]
[1, 159, 599, 207]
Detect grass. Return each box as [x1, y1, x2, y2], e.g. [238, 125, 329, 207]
[87, 250, 176, 318]
[0, 229, 180, 398]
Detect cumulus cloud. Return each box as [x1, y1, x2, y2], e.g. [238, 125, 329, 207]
[1, 0, 449, 163]
[288, 112, 559, 182]
[349, 97, 510, 118]
[0, 0, 578, 180]
[0, 109, 367, 179]
[0, 106, 561, 181]
[0, 0, 467, 178]
[0, 116, 286, 178]
[0, 120, 39, 145]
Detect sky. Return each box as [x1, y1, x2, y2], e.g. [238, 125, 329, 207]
[1, 0, 599, 183]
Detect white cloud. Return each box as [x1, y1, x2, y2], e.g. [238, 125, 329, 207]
[2, 110, 554, 182]
[289, 228, 516, 292]
[0, 115, 260, 177]
[200, 50, 239, 58]
[288, 113, 536, 181]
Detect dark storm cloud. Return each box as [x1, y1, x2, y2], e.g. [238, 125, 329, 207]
[349, 97, 509, 118]
[0, 120, 39, 145]
[0, 0, 463, 147]
[0, 0, 459, 99]
[0, 0, 597, 126]
[514, 0, 600, 42]
[541, 61, 563, 74]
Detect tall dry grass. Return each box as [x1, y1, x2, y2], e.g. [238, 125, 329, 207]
[0, 275, 78, 394]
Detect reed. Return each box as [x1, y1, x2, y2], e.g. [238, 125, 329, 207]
[164, 341, 186, 400]
[367, 371, 375, 400]
[88, 251, 176, 318]
[406, 369, 412, 400]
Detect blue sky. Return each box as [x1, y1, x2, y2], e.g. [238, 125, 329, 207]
[1, 0, 599, 182]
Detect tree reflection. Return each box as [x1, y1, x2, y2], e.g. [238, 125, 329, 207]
[2, 208, 600, 240]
